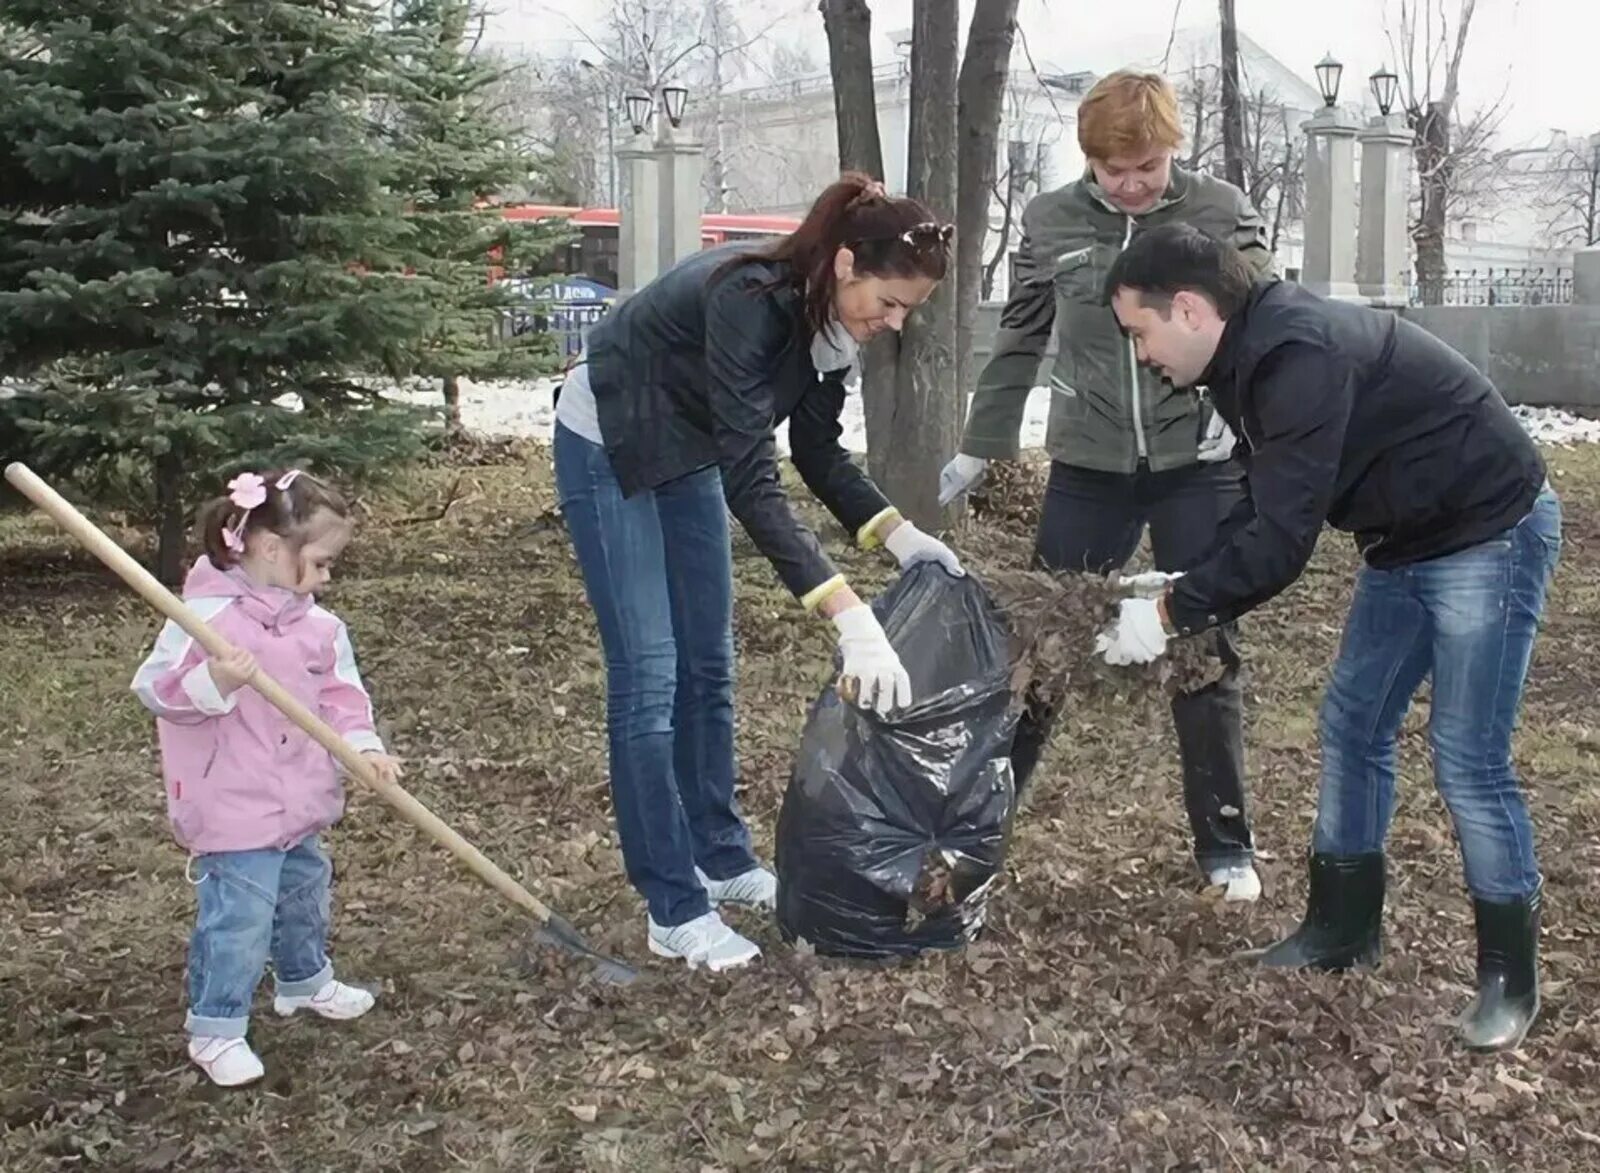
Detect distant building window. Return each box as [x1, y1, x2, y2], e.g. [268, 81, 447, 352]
[1461, 221, 1478, 242]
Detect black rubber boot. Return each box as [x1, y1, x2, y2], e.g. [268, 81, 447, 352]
[1459, 887, 1541, 1052]
[1249, 852, 1384, 970]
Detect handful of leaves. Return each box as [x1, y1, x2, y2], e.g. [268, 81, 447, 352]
[982, 568, 1228, 712]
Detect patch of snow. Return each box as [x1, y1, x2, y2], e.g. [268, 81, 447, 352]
[391, 378, 1056, 456]
[1510, 405, 1600, 447]
[401, 380, 1600, 454]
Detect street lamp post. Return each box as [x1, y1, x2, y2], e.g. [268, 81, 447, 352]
[1302, 52, 1360, 298]
[654, 85, 704, 272]
[615, 90, 660, 292]
[1357, 62, 1414, 305]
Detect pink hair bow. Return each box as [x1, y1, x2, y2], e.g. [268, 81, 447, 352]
[221, 470, 303, 553]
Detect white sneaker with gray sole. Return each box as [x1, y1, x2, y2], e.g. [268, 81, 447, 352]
[648, 910, 760, 971]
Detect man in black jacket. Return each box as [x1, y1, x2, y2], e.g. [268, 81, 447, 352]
[1095, 223, 1561, 1053]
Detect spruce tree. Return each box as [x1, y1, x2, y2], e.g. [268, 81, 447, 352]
[0, 0, 436, 582]
[387, 0, 569, 436]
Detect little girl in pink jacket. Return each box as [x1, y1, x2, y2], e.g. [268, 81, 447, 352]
[132, 469, 401, 1088]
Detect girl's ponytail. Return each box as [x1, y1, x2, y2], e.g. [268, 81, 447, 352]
[193, 468, 351, 568]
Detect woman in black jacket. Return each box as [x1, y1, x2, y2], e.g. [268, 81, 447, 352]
[553, 174, 961, 971]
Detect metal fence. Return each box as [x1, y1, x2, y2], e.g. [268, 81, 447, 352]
[1401, 267, 1574, 307]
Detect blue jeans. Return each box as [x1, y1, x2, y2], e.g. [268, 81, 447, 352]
[1314, 489, 1561, 901]
[186, 836, 335, 1039]
[553, 423, 758, 927]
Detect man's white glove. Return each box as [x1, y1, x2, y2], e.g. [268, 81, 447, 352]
[938, 453, 989, 507]
[884, 521, 965, 577]
[1094, 597, 1170, 666]
[1114, 569, 1185, 598]
[1197, 411, 1237, 463]
[833, 604, 913, 717]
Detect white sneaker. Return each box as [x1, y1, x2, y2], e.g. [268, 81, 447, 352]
[647, 911, 760, 971]
[273, 979, 376, 1021]
[1208, 862, 1263, 903]
[188, 1036, 265, 1088]
[696, 864, 778, 911]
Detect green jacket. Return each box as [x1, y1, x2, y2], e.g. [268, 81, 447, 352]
[961, 165, 1273, 473]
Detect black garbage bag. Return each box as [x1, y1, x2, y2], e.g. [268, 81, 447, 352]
[775, 563, 1018, 959]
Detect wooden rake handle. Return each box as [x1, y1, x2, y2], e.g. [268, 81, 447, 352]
[4, 462, 555, 926]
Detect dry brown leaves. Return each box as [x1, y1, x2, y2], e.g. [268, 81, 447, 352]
[984, 568, 1227, 710]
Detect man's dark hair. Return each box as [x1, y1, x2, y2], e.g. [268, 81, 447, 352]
[1103, 222, 1256, 318]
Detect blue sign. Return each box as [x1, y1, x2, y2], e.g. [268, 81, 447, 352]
[530, 276, 617, 303]
[502, 275, 617, 356]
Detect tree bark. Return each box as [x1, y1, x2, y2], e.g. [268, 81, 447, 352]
[818, 0, 898, 480]
[954, 0, 1019, 445]
[1588, 140, 1599, 245]
[1217, 0, 1246, 191]
[1400, 0, 1477, 306]
[818, 0, 884, 181]
[1414, 102, 1452, 305]
[442, 373, 463, 437]
[876, 0, 959, 529]
[155, 447, 186, 587]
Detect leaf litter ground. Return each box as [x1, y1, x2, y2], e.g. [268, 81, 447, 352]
[3, 448, 1600, 1170]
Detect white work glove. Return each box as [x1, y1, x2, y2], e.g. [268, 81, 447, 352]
[883, 521, 965, 577]
[832, 604, 913, 717]
[1114, 569, 1185, 598]
[1094, 597, 1170, 666]
[938, 453, 989, 507]
[1197, 411, 1237, 463]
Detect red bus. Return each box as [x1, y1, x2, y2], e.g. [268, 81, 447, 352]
[501, 204, 800, 291]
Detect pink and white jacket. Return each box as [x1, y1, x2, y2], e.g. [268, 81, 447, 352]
[131, 557, 385, 855]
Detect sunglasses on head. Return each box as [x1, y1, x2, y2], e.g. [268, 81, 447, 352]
[898, 221, 955, 246]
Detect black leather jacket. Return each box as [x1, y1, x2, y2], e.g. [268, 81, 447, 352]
[1167, 279, 1546, 634]
[586, 245, 892, 599]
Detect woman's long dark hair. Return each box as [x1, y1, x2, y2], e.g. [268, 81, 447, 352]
[725, 172, 952, 335]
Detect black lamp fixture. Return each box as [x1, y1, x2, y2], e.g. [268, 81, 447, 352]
[1315, 52, 1344, 108]
[1369, 64, 1399, 116]
[661, 84, 689, 128]
[624, 92, 652, 134]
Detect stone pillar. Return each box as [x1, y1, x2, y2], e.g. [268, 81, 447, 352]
[1574, 245, 1600, 306]
[1356, 113, 1414, 307]
[655, 123, 705, 271]
[1301, 105, 1362, 300]
[616, 131, 660, 293]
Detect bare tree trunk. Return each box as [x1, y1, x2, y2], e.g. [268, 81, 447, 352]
[1587, 140, 1599, 245]
[954, 0, 1020, 445]
[876, 0, 959, 529]
[819, 0, 899, 476]
[442, 373, 464, 437]
[1218, 0, 1246, 191]
[819, 0, 884, 182]
[1414, 102, 1451, 305]
[155, 448, 186, 586]
[1397, 0, 1477, 306]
